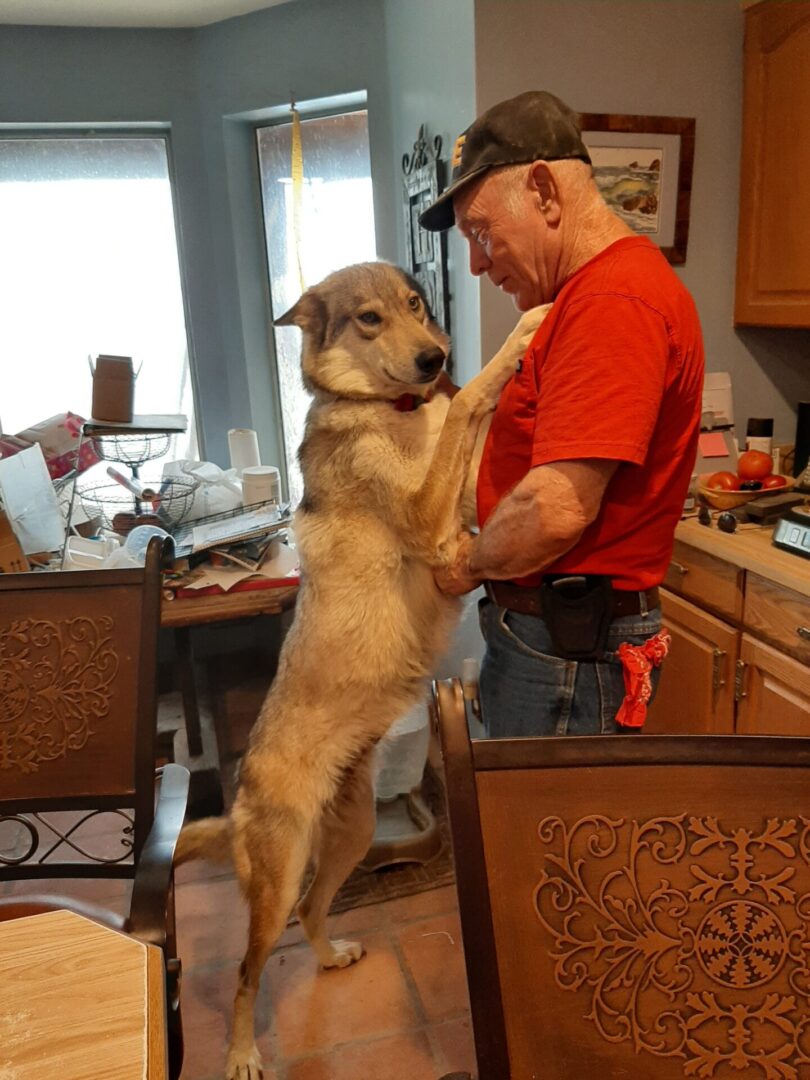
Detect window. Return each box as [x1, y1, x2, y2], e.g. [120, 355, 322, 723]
[256, 109, 376, 506]
[0, 136, 196, 462]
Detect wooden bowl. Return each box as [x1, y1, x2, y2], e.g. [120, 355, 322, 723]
[697, 473, 796, 510]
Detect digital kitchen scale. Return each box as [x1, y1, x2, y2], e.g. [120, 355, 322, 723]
[772, 505, 810, 559]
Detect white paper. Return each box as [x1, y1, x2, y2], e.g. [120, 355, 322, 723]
[190, 507, 282, 553]
[183, 566, 256, 592]
[0, 444, 65, 554]
[183, 543, 299, 593]
[258, 540, 298, 578]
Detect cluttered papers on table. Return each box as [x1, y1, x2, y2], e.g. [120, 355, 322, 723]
[172, 504, 292, 558]
[180, 538, 299, 593]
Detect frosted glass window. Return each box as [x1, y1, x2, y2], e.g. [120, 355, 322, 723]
[0, 136, 196, 460]
[257, 111, 376, 506]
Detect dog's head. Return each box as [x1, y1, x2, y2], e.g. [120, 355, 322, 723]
[274, 262, 450, 399]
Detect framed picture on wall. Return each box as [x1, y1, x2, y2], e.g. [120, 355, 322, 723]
[578, 114, 696, 264]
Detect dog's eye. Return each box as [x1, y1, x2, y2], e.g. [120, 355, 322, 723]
[408, 295, 421, 312]
[358, 311, 382, 325]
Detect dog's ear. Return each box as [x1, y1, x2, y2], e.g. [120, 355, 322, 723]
[274, 291, 328, 345]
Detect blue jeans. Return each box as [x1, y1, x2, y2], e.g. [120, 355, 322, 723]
[478, 598, 663, 738]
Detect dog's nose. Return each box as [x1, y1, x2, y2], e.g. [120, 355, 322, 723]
[414, 348, 445, 376]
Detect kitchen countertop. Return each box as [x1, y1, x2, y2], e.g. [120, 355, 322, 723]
[675, 516, 810, 598]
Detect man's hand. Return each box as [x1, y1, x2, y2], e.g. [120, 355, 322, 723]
[434, 530, 480, 596]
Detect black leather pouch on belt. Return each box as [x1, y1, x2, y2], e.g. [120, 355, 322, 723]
[539, 574, 615, 661]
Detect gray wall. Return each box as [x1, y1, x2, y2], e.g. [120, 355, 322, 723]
[382, 0, 488, 679]
[382, 0, 481, 383]
[0, 0, 394, 472]
[191, 0, 396, 473]
[475, 0, 810, 446]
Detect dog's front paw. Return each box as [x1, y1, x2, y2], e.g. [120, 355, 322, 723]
[320, 938, 365, 969]
[225, 1042, 263, 1080]
[507, 302, 552, 358]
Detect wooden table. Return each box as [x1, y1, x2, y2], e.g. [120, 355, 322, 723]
[161, 581, 298, 629]
[0, 910, 167, 1079]
[160, 582, 298, 814]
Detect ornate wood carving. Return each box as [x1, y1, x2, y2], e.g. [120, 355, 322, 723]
[0, 616, 118, 773]
[533, 813, 810, 1078]
[402, 124, 450, 352]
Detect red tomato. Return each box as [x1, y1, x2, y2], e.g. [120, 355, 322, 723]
[737, 450, 774, 481]
[707, 471, 739, 491]
[761, 474, 788, 489]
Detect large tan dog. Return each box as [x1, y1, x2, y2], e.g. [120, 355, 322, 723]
[176, 261, 545, 1079]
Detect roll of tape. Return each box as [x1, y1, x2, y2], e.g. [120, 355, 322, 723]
[228, 428, 261, 476]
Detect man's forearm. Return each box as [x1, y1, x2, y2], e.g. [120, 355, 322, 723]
[468, 460, 616, 582]
[468, 476, 582, 581]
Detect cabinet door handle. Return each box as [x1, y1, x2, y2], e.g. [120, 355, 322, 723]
[797, 626, 810, 642]
[735, 660, 748, 702]
[712, 649, 726, 703]
[671, 561, 690, 576]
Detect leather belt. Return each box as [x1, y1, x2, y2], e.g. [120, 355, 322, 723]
[484, 580, 660, 619]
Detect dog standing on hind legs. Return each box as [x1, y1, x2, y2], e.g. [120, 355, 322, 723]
[175, 261, 547, 1079]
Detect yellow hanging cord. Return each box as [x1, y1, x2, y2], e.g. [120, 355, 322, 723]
[290, 102, 306, 294]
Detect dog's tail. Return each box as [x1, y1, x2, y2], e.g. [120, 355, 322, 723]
[174, 816, 232, 866]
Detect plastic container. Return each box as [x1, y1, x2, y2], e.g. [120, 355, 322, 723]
[374, 701, 430, 800]
[124, 524, 172, 565]
[63, 535, 120, 571]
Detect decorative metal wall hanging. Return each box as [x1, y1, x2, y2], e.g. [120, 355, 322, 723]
[402, 125, 450, 352]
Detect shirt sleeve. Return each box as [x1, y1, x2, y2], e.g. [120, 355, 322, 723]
[531, 292, 670, 469]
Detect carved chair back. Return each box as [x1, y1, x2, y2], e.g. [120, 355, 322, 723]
[0, 540, 164, 881]
[433, 677, 810, 1080]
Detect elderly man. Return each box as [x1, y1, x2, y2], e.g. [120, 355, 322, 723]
[420, 91, 704, 738]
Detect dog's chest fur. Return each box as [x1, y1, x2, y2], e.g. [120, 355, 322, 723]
[299, 393, 451, 515]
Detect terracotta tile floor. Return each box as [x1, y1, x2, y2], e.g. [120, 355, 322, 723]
[173, 862, 476, 1080]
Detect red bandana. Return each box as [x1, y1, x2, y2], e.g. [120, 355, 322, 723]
[615, 629, 671, 728]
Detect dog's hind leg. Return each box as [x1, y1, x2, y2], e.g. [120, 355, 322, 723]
[225, 807, 312, 1080]
[296, 753, 376, 969]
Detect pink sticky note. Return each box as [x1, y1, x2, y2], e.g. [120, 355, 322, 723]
[698, 432, 730, 458]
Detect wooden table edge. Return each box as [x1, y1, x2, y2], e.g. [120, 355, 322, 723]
[160, 583, 299, 627]
[146, 944, 168, 1080]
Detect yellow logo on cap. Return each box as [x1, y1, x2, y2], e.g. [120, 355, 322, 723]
[451, 133, 466, 168]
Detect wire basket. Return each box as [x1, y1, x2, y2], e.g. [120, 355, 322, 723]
[79, 475, 197, 535]
[90, 432, 173, 467]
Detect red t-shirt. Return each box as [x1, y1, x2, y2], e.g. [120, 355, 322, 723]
[477, 236, 705, 591]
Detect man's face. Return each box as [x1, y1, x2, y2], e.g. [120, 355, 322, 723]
[454, 171, 550, 310]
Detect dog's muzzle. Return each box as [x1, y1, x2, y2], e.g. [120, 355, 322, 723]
[414, 347, 445, 378]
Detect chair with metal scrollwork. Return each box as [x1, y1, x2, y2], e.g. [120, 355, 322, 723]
[432, 676, 810, 1080]
[0, 537, 188, 1079]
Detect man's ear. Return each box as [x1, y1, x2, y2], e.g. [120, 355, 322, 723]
[528, 161, 561, 226]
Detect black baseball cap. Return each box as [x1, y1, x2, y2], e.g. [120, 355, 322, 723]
[419, 90, 592, 232]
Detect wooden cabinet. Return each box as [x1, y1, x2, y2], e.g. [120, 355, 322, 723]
[651, 533, 810, 735]
[743, 571, 810, 663]
[645, 589, 738, 735]
[736, 633, 810, 734]
[663, 540, 744, 622]
[735, 1, 810, 326]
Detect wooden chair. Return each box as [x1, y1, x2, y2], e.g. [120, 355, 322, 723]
[433, 676, 810, 1080]
[0, 538, 189, 1078]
